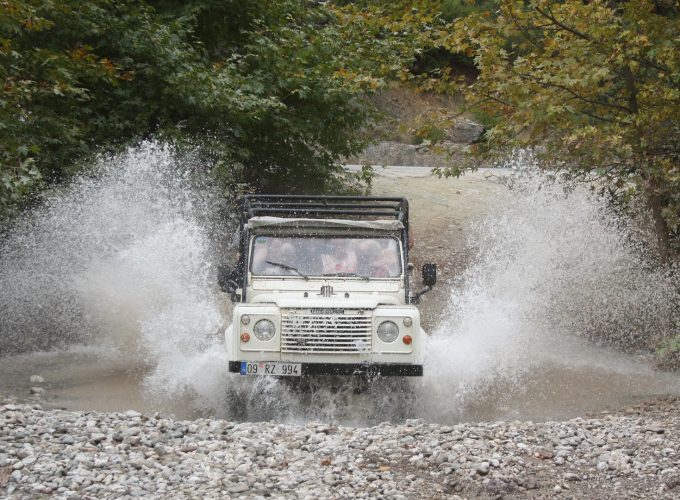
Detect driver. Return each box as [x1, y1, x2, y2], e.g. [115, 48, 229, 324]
[252, 238, 298, 275]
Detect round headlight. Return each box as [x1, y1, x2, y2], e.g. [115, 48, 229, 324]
[253, 319, 276, 341]
[377, 320, 399, 343]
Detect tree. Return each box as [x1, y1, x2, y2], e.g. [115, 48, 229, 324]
[335, 0, 680, 257]
[433, 0, 680, 258]
[1, 0, 390, 216]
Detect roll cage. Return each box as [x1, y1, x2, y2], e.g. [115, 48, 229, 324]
[230, 195, 411, 301]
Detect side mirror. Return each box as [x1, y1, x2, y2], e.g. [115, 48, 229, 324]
[422, 263, 437, 287]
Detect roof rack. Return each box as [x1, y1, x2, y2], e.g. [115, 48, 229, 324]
[241, 194, 409, 230]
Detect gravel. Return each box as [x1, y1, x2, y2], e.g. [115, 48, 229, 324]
[1, 398, 679, 498]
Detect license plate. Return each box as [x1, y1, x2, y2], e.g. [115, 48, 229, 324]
[240, 361, 301, 377]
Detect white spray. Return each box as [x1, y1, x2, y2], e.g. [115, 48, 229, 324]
[0, 142, 230, 413]
[420, 163, 680, 421]
[1, 147, 678, 423]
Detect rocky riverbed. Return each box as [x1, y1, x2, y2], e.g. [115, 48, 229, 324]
[2, 397, 679, 499]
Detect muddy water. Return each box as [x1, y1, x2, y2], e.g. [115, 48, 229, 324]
[1, 341, 678, 423]
[0, 349, 198, 418]
[2, 149, 680, 424]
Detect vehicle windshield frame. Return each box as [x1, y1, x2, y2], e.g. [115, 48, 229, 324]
[248, 234, 403, 279]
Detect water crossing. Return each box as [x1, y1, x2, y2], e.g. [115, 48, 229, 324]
[1, 145, 678, 424]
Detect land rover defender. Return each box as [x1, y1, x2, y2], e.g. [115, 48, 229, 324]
[218, 195, 436, 378]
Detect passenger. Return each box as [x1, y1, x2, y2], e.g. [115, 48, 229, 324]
[252, 238, 298, 276]
[322, 238, 357, 274]
[356, 240, 386, 277]
[266, 240, 299, 275]
[380, 240, 400, 278]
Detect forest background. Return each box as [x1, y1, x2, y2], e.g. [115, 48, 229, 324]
[1, 0, 678, 259]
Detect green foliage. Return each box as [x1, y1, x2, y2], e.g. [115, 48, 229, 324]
[426, 0, 680, 257]
[1, 0, 389, 216]
[440, 0, 496, 21]
[337, 0, 680, 256]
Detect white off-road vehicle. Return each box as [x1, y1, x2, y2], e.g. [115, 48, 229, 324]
[218, 195, 436, 379]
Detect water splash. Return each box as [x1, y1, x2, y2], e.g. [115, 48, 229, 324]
[1, 147, 679, 424]
[420, 162, 680, 421]
[0, 142, 231, 412]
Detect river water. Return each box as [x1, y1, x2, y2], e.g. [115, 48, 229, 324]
[1, 144, 679, 425]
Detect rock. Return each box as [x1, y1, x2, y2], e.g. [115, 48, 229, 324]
[644, 424, 665, 434]
[1, 400, 680, 498]
[227, 483, 249, 494]
[486, 478, 512, 494]
[344, 141, 468, 168]
[521, 476, 539, 490]
[535, 449, 555, 460]
[29, 387, 45, 395]
[665, 475, 680, 490]
[447, 119, 485, 144]
[89, 433, 106, 443]
[29, 375, 45, 384]
[60, 436, 79, 448]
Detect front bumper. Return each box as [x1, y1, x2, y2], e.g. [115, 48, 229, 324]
[228, 361, 423, 377]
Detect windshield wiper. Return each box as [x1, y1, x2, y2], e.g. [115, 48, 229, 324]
[265, 261, 309, 280]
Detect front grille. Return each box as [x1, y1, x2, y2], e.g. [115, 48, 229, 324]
[281, 310, 372, 354]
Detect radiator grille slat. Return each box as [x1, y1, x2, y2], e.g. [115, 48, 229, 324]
[281, 310, 372, 354]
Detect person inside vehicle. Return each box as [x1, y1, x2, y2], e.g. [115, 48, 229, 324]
[378, 240, 400, 277]
[322, 238, 357, 274]
[356, 240, 387, 277]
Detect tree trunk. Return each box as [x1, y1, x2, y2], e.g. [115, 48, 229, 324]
[647, 181, 672, 263]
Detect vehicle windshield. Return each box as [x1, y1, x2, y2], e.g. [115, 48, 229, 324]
[250, 235, 402, 278]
